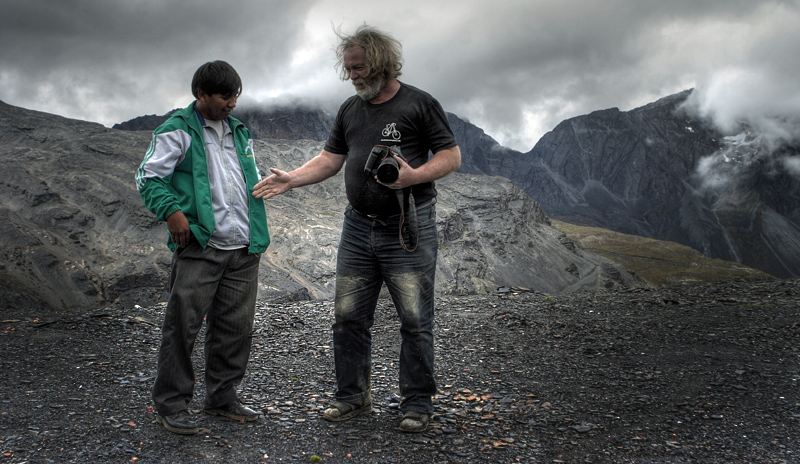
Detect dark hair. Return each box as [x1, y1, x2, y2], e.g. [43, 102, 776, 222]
[191, 61, 242, 99]
[335, 24, 403, 82]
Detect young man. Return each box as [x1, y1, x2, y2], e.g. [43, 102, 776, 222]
[253, 26, 461, 433]
[136, 61, 270, 435]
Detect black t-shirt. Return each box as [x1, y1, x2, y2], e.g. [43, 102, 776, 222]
[324, 82, 457, 216]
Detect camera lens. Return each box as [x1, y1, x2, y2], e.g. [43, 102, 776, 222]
[376, 157, 400, 183]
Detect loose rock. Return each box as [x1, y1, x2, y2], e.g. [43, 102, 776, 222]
[1, 278, 799, 462]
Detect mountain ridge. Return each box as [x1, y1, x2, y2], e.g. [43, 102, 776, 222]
[0, 100, 645, 311]
[517, 90, 800, 278]
[112, 90, 800, 279]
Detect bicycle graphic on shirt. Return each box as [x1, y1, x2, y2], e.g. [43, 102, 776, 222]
[381, 123, 401, 141]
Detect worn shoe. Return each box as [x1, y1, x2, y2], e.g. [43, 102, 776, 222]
[156, 410, 199, 435]
[204, 401, 261, 422]
[399, 412, 430, 433]
[323, 401, 373, 422]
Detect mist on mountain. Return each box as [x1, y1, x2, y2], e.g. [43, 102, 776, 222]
[472, 90, 800, 279]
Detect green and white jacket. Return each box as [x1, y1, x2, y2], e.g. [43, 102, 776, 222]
[135, 102, 270, 253]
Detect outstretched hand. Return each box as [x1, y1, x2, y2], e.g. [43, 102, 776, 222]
[253, 168, 292, 199]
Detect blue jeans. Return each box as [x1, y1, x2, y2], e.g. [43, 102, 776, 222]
[332, 202, 438, 415]
[152, 239, 261, 416]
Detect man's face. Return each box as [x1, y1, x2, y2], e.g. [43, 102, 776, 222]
[343, 46, 384, 101]
[196, 91, 238, 121]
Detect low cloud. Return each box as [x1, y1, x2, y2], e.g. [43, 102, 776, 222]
[676, 1, 800, 190]
[1, 0, 799, 155]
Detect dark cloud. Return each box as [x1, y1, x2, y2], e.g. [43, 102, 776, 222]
[1, 0, 798, 151]
[401, 0, 800, 149]
[0, 0, 316, 123]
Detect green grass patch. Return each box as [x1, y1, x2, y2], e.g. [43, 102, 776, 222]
[550, 219, 773, 286]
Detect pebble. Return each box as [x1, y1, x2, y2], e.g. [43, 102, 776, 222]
[1, 279, 798, 463]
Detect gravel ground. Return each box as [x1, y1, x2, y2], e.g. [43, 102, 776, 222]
[1, 278, 799, 463]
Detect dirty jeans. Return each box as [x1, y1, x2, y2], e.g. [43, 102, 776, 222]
[152, 240, 261, 416]
[332, 202, 437, 415]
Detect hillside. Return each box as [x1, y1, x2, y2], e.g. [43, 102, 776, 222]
[114, 91, 800, 280]
[516, 91, 800, 279]
[550, 220, 772, 286]
[0, 100, 644, 311]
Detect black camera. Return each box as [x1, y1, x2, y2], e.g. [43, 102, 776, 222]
[364, 145, 404, 184]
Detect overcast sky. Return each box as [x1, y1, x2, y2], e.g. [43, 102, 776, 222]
[2, 0, 799, 151]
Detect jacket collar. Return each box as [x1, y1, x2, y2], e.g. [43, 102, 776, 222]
[184, 100, 242, 133]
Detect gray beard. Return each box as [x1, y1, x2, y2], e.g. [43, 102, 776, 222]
[356, 76, 385, 101]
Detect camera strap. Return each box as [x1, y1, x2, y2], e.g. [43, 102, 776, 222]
[396, 188, 418, 252]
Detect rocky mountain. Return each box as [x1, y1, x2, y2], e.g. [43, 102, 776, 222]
[0, 100, 643, 311]
[111, 111, 180, 132]
[519, 91, 800, 279]
[112, 91, 800, 279]
[447, 91, 800, 279]
[445, 114, 521, 177]
[113, 104, 333, 142]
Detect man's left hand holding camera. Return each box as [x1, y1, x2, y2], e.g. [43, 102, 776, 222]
[379, 146, 461, 190]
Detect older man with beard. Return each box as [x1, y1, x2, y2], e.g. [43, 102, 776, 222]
[252, 25, 460, 432]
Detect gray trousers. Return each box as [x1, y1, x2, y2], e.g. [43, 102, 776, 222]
[152, 240, 261, 416]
